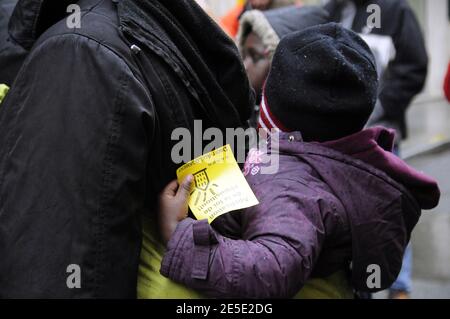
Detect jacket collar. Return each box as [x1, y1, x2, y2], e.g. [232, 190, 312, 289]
[118, 0, 254, 130]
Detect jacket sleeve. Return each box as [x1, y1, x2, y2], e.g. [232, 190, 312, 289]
[161, 180, 328, 299]
[0, 34, 154, 298]
[378, 4, 428, 120]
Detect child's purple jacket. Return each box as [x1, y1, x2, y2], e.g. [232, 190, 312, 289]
[161, 127, 440, 298]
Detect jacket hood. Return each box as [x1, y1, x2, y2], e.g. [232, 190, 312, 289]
[322, 127, 440, 210]
[237, 5, 329, 57]
[274, 129, 440, 292]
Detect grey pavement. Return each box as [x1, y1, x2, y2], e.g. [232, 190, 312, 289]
[407, 146, 450, 299]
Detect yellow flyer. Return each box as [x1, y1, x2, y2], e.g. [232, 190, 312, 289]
[176, 145, 259, 224]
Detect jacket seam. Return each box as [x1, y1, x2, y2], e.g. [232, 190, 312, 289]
[92, 64, 129, 297]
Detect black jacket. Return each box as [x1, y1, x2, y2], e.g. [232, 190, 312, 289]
[324, 0, 428, 139]
[0, 0, 253, 298]
[0, 0, 27, 86]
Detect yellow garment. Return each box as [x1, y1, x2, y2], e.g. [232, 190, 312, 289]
[137, 217, 353, 299]
[295, 271, 354, 299]
[0, 84, 9, 104]
[137, 217, 203, 299]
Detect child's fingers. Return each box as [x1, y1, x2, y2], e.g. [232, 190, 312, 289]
[176, 175, 193, 200]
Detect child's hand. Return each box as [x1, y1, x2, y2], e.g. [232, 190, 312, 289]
[158, 175, 193, 245]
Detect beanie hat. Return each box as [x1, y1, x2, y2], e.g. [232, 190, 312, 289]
[237, 6, 329, 58]
[260, 23, 378, 142]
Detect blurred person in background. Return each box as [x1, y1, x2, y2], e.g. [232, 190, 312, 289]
[324, 0, 429, 299]
[237, 5, 329, 126]
[324, 0, 428, 146]
[221, 0, 301, 38]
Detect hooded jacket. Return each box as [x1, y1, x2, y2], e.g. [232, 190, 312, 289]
[324, 0, 428, 140]
[0, 0, 253, 298]
[237, 5, 330, 128]
[161, 128, 440, 298]
[237, 5, 329, 58]
[221, 0, 298, 38]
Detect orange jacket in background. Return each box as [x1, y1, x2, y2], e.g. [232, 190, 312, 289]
[220, 2, 245, 38]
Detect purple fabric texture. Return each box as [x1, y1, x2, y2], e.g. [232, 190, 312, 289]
[161, 127, 440, 298]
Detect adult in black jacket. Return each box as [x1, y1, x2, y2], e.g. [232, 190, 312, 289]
[324, 0, 428, 140]
[0, 0, 253, 298]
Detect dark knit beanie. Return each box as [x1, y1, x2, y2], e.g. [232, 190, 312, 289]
[260, 23, 378, 142]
